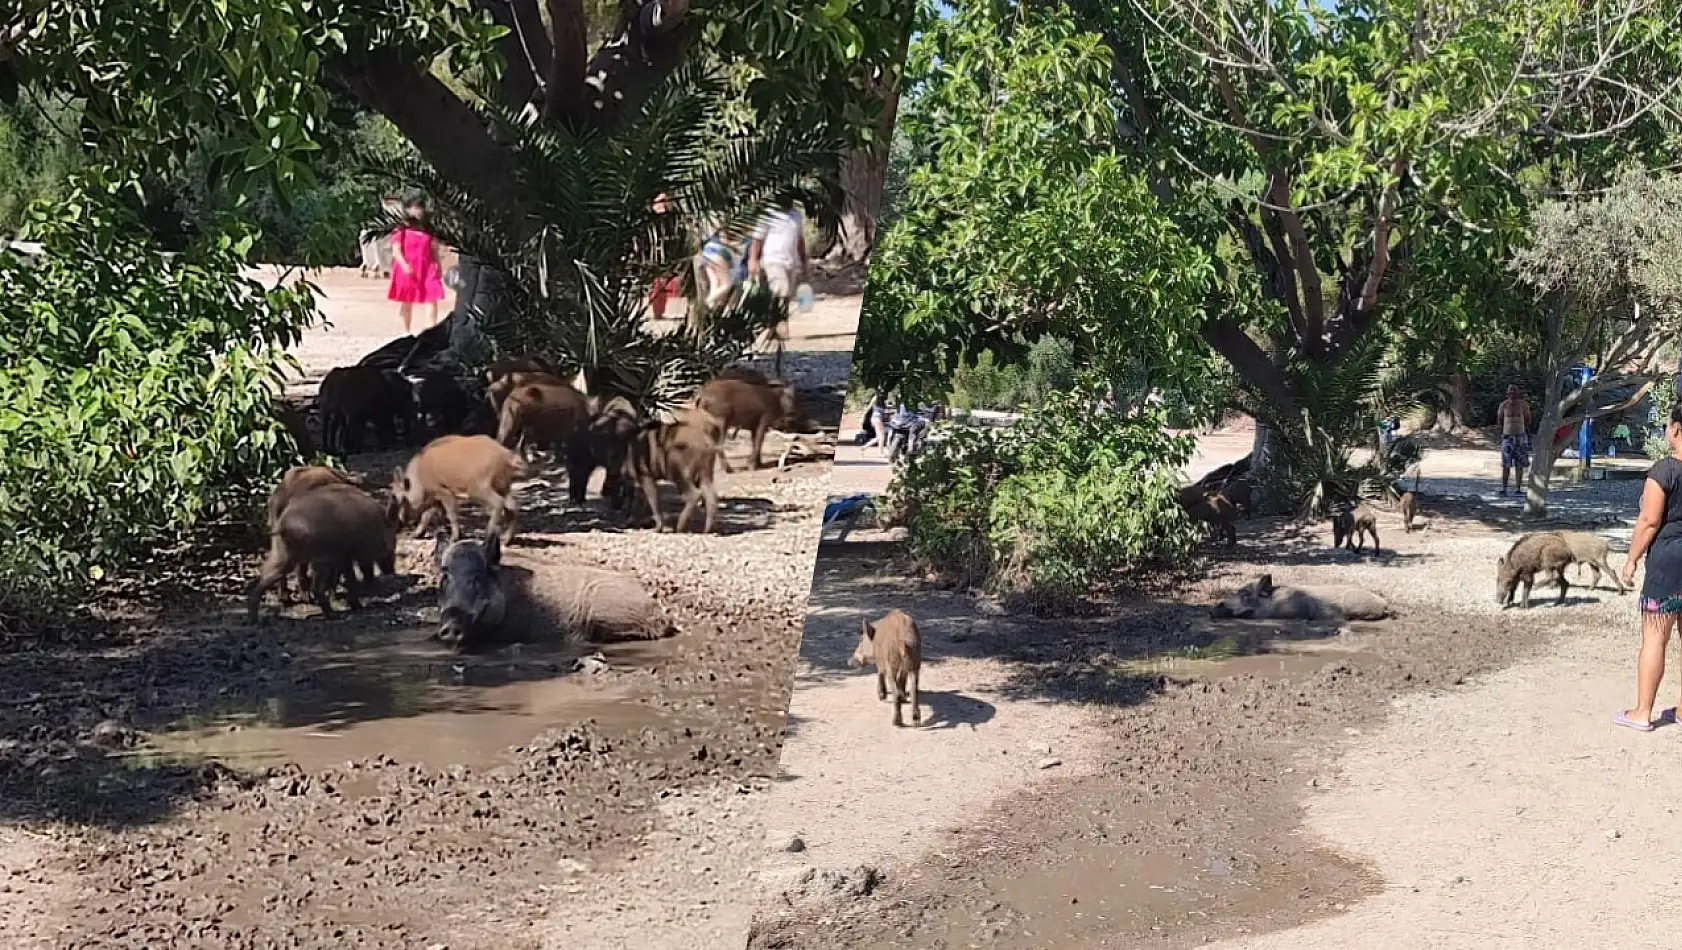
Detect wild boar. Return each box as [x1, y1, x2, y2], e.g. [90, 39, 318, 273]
[1497, 532, 1576, 609]
[692, 376, 811, 471]
[1210, 573, 1390, 621]
[1558, 530, 1626, 594]
[1399, 491, 1418, 532]
[565, 395, 641, 508]
[850, 610, 923, 728]
[485, 365, 567, 415]
[391, 434, 527, 544]
[411, 369, 473, 437]
[495, 380, 592, 461]
[1182, 488, 1238, 548]
[247, 482, 397, 622]
[535, 563, 673, 641]
[627, 418, 722, 534]
[432, 531, 508, 653]
[317, 365, 417, 455]
[264, 466, 356, 603]
[1331, 503, 1380, 554]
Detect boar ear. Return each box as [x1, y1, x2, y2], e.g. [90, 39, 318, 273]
[861, 619, 876, 640]
[483, 532, 502, 568]
[1256, 574, 1274, 596]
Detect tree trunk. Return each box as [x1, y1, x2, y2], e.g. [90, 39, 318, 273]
[1447, 371, 1471, 430]
[1250, 422, 1277, 511]
[828, 45, 905, 265]
[1524, 368, 1570, 517]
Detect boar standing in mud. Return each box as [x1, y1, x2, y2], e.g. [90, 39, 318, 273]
[1180, 487, 1238, 548]
[1497, 532, 1576, 609]
[692, 375, 811, 471]
[565, 395, 641, 508]
[317, 365, 416, 455]
[850, 610, 923, 728]
[1331, 503, 1381, 554]
[627, 418, 722, 534]
[432, 531, 508, 653]
[265, 465, 355, 601]
[247, 482, 398, 622]
[496, 380, 593, 462]
[1210, 574, 1390, 622]
[391, 434, 526, 544]
[1399, 491, 1419, 533]
[1556, 530, 1626, 594]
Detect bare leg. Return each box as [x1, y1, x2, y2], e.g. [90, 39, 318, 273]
[399, 302, 414, 334]
[422, 300, 439, 329]
[1627, 612, 1676, 725]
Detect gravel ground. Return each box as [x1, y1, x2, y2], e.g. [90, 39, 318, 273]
[748, 472, 1643, 950]
[0, 271, 861, 949]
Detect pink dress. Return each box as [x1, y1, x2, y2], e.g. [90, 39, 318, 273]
[388, 226, 445, 304]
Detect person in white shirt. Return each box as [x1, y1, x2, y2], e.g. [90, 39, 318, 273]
[749, 194, 808, 303]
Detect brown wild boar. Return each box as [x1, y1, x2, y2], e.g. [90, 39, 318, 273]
[496, 380, 593, 461]
[1181, 488, 1237, 547]
[265, 465, 355, 601]
[272, 402, 316, 458]
[1331, 503, 1380, 554]
[565, 396, 641, 507]
[627, 418, 722, 534]
[247, 482, 398, 622]
[850, 610, 923, 728]
[1399, 491, 1418, 532]
[1210, 574, 1390, 621]
[391, 434, 527, 544]
[485, 366, 566, 415]
[1497, 532, 1575, 609]
[1558, 530, 1626, 594]
[692, 376, 810, 471]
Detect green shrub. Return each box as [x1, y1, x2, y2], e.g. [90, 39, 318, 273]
[0, 191, 316, 609]
[888, 386, 1200, 599]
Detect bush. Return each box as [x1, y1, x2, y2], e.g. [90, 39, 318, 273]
[887, 387, 1200, 600]
[0, 192, 316, 610]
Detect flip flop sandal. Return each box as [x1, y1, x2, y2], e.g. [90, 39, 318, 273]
[1613, 711, 1656, 733]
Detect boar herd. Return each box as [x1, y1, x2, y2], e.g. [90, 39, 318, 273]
[247, 355, 816, 651]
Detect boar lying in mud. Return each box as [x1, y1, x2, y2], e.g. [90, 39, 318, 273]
[247, 482, 398, 622]
[432, 531, 508, 653]
[565, 395, 641, 508]
[541, 563, 674, 641]
[496, 379, 593, 461]
[1497, 532, 1576, 609]
[1180, 486, 1238, 548]
[1331, 503, 1380, 554]
[692, 375, 811, 471]
[1210, 574, 1390, 622]
[851, 610, 923, 728]
[1556, 530, 1626, 594]
[627, 417, 722, 534]
[391, 434, 526, 544]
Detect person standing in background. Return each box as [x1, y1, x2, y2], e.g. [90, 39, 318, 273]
[388, 196, 446, 334]
[649, 192, 686, 320]
[748, 193, 809, 374]
[1497, 384, 1534, 497]
[360, 194, 401, 279]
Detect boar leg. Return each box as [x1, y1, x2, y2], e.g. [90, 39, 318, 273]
[639, 475, 667, 532]
[1520, 577, 1534, 609]
[1554, 569, 1570, 606]
[909, 668, 921, 724]
[1369, 526, 1380, 554]
[246, 546, 295, 623]
[307, 558, 341, 618]
[891, 679, 905, 728]
[675, 481, 700, 533]
[749, 423, 768, 471]
[877, 669, 888, 702]
[414, 502, 443, 538]
[699, 476, 719, 535]
[1607, 558, 1628, 594]
[487, 491, 519, 544]
[439, 494, 464, 542]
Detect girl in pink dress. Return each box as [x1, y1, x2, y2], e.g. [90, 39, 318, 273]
[388, 198, 446, 333]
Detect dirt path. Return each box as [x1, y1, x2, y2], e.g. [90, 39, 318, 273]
[750, 447, 1646, 949]
[0, 268, 860, 949]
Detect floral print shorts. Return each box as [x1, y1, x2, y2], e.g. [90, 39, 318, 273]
[1639, 594, 1682, 615]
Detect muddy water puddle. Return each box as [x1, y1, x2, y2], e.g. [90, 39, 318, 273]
[140, 628, 681, 772]
[1125, 623, 1379, 682]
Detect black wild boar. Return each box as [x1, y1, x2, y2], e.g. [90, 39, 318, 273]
[432, 531, 508, 653]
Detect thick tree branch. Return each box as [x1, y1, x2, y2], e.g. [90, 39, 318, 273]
[330, 47, 531, 213]
[1265, 168, 1325, 350]
[478, 0, 550, 110]
[566, 0, 695, 131]
[544, 0, 589, 119]
[1200, 314, 1295, 409]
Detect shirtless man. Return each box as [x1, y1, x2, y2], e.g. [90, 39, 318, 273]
[1498, 384, 1533, 497]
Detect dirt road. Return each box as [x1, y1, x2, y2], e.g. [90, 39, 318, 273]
[750, 445, 1649, 949]
[0, 267, 859, 949]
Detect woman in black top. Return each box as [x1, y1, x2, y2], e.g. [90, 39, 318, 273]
[1616, 402, 1682, 731]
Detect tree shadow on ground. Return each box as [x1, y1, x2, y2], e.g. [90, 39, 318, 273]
[1210, 518, 1434, 569]
[792, 542, 1356, 713]
[1410, 472, 1641, 536]
[0, 556, 656, 829]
